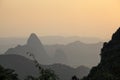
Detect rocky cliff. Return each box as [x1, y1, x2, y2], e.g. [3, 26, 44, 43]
[82, 27, 120, 80]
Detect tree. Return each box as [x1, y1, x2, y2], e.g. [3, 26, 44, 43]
[0, 65, 19, 80]
[71, 75, 79, 80]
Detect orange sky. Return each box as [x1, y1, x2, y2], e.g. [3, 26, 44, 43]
[0, 0, 120, 39]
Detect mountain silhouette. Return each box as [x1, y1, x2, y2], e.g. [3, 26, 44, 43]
[5, 33, 51, 64]
[82, 27, 120, 80]
[0, 54, 90, 80]
[27, 33, 44, 48]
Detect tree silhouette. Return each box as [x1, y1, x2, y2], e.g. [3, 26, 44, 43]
[72, 75, 79, 80]
[0, 65, 19, 80]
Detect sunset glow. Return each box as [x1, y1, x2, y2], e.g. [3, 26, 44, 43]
[0, 0, 120, 39]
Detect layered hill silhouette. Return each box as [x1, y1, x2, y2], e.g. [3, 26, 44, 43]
[82, 28, 120, 80]
[0, 54, 90, 80]
[4, 33, 102, 67]
[2, 33, 90, 80]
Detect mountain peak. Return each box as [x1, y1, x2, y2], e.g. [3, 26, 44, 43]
[30, 33, 38, 38]
[112, 27, 120, 40]
[27, 33, 42, 46]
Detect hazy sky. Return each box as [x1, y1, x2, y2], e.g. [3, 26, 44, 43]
[0, 0, 120, 39]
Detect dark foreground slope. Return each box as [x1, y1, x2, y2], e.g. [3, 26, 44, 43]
[82, 28, 120, 80]
[0, 54, 90, 80]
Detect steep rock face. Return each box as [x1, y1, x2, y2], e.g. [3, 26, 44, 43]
[5, 33, 51, 64]
[82, 28, 120, 80]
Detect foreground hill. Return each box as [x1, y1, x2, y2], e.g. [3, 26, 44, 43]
[0, 54, 90, 80]
[82, 28, 120, 80]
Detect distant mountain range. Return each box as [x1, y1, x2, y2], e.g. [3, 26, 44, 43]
[4, 33, 103, 67]
[0, 33, 106, 80]
[40, 36, 102, 45]
[0, 36, 102, 53]
[0, 54, 90, 80]
[0, 33, 104, 80]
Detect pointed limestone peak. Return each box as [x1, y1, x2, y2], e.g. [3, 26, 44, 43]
[112, 27, 120, 41]
[27, 33, 42, 46]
